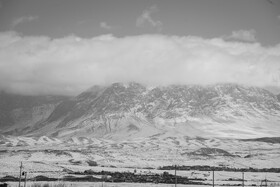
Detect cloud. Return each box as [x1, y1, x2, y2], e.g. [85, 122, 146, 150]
[100, 22, 113, 30]
[278, 15, 280, 20]
[11, 16, 38, 28]
[0, 31, 280, 96]
[136, 5, 162, 31]
[229, 29, 257, 42]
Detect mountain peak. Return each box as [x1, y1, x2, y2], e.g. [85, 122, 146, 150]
[110, 82, 145, 89]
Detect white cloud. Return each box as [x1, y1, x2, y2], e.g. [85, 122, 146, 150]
[11, 16, 38, 28]
[0, 31, 280, 96]
[229, 29, 257, 42]
[136, 5, 162, 31]
[100, 22, 113, 30]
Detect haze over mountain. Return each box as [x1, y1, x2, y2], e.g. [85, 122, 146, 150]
[1, 1, 280, 95]
[1, 82, 280, 140]
[0, 91, 68, 132]
[1, 33, 280, 96]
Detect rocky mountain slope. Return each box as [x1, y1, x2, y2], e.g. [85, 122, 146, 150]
[2, 82, 278, 140]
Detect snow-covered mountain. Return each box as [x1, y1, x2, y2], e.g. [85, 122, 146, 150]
[2, 82, 279, 140]
[1, 84, 280, 171]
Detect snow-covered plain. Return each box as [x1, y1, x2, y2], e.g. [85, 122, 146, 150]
[0, 135, 280, 186]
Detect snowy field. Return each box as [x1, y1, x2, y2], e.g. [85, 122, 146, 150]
[1, 135, 280, 170]
[1, 136, 280, 187]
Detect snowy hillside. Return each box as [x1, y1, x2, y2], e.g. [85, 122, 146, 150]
[1, 134, 280, 170]
[3, 82, 278, 140]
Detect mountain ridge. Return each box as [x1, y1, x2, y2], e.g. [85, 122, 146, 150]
[1, 83, 280, 140]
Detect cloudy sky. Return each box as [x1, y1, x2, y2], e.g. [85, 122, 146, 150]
[0, 0, 280, 95]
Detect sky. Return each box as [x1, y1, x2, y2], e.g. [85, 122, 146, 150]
[0, 0, 280, 96]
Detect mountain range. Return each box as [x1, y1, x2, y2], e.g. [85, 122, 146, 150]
[1, 82, 280, 140]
